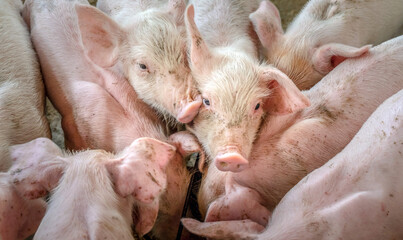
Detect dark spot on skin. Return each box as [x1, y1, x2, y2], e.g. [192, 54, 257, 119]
[194, 35, 203, 47]
[317, 104, 337, 121]
[11, 168, 23, 175]
[390, 194, 394, 198]
[146, 172, 161, 186]
[306, 222, 320, 233]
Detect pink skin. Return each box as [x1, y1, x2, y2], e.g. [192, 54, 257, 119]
[0, 173, 46, 240]
[23, 0, 204, 239]
[196, 36, 403, 224]
[250, 0, 403, 90]
[183, 88, 403, 240]
[9, 137, 175, 238]
[0, 0, 50, 172]
[204, 174, 270, 227]
[90, 0, 202, 124]
[185, 3, 310, 172]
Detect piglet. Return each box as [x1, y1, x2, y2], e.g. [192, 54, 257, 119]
[92, 0, 201, 124]
[9, 137, 175, 239]
[183, 87, 403, 240]
[250, 0, 403, 89]
[197, 35, 403, 219]
[0, 0, 49, 171]
[22, 1, 204, 238]
[185, 2, 309, 172]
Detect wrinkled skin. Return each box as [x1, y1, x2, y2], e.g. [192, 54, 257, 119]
[197, 36, 403, 223]
[185, 0, 310, 172]
[250, 0, 403, 90]
[9, 137, 175, 239]
[94, 0, 202, 124]
[0, 0, 49, 172]
[183, 88, 403, 240]
[23, 0, 204, 239]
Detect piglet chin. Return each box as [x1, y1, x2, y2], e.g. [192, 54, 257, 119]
[177, 97, 202, 123]
[214, 152, 249, 172]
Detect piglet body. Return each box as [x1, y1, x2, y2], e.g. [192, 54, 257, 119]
[183, 87, 403, 240]
[251, 0, 403, 89]
[0, 0, 49, 171]
[198, 36, 403, 218]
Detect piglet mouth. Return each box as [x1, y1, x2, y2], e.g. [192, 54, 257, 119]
[214, 147, 249, 172]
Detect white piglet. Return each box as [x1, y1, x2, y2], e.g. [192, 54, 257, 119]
[183, 88, 403, 240]
[94, 0, 201, 124]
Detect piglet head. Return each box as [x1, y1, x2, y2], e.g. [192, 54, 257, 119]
[185, 4, 309, 172]
[205, 176, 271, 227]
[105, 137, 176, 236]
[9, 138, 67, 199]
[106, 137, 176, 203]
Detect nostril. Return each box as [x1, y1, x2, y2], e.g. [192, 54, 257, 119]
[214, 153, 249, 172]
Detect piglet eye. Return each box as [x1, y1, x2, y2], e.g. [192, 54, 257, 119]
[203, 98, 210, 106]
[255, 103, 260, 110]
[138, 63, 147, 70]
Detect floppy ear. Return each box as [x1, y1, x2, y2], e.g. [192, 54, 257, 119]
[9, 138, 67, 199]
[185, 4, 213, 74]
[133, 200, 160, 237]
[75, 4, 123, 68]
[205, 176, 271, 227]
[168, 131, 206, 172]
[181, 218, 264, 239]
[249, 1, 284, 51]
[105, 137, 176, 200]
[312, 43, 371, 75]
[261, 66, 310, 115]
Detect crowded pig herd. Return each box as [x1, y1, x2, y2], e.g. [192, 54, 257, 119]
[0, 0, 402, 239]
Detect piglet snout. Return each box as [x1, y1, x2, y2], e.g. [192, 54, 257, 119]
[215, 152, 249, 172]
[177, 97, 202, 123]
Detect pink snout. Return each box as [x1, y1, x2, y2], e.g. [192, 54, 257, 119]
[214, 152, 249, 172]
[177, 98, 202, 123]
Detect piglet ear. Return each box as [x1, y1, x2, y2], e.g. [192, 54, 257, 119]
[133, 200, 160, 237]
[106, 137, 176, 198]
[205, 176, 271, 227]
[75, 4, 123, 68]
[312, 43, 371, 75]
[249, 1, 283, 51]
[185, 4, 213, 74]
[181, 218, 264, 239]
[261, 66, 310, 115]
[9, 138, 66, 199]
[167, 0, 187, 25]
